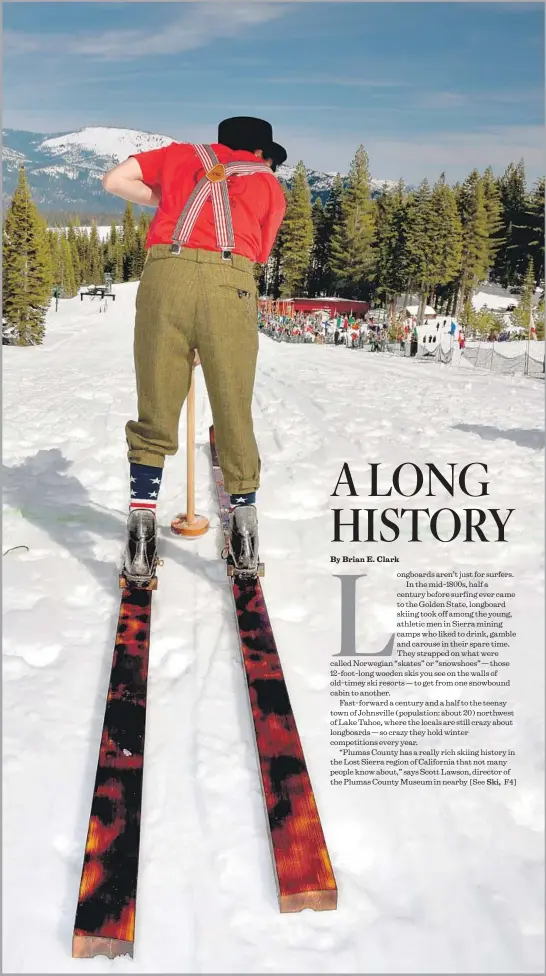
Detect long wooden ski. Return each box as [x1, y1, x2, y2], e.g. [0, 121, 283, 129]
[209, 426, 337, 912]
[72, 585, 153, 959]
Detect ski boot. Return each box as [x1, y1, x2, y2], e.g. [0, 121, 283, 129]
[227, 505, 264, 579]
[120, 509, 161, 589]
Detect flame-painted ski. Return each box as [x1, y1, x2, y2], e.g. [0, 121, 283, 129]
[209, 426, 337, 912]
[72, 584, 153, 959]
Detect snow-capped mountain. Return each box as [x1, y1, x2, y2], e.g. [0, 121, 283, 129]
[277, 163, 398, 200]
[39, 126, 174, 162]
[2, 125, 405, 213]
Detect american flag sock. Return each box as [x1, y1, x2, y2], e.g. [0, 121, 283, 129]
[130, 462, 163, 513]
[229, 491, 256, 510]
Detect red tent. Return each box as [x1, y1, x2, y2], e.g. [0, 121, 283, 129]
[290, 297, 369, 316]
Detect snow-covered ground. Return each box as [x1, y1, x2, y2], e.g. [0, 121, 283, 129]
[48, 226, 119, 241]
[462, 338, 545, 358]
[436, 334, 544, 365]
[3, 285, 544, 973]
[472, 291, 518, 312]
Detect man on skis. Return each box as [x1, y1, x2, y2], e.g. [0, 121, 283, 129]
[102, 117, 287, 584]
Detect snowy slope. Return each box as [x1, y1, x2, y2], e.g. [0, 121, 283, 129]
[38, 126, 174, 162]
[3, 286, 544, 973]
[3, 146, 27, 167]
[473, 291, 519, 312]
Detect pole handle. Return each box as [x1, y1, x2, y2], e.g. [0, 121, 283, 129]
[187, 369, 195, 522]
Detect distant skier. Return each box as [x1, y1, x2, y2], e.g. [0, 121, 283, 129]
[101, 117, 287, 582]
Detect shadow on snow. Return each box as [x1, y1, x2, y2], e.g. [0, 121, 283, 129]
[2, 448, 225, 594]
[452, 424, 545, 451]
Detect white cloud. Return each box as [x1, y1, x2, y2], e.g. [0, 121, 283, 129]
[3, 108, 105, 134]
[415, 87, 543, 111]
[4, 2, 287, 62]
[417, 92, 470, 110]
[263, 74, 412, 89]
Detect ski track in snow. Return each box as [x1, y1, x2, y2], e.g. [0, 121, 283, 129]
[3, 284, 544, 973]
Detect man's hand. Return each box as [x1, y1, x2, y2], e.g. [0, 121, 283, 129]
[102, 158, 159, 208]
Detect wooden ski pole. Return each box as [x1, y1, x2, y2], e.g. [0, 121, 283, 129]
[171, 359, 210, 538]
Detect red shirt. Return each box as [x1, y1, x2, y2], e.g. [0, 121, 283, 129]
[131, 142, 286, 264]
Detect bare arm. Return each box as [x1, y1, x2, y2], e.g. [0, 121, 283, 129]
[102, 157, 160, 208]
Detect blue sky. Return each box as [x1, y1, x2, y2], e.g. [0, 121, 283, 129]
[3, 2, 544, 183]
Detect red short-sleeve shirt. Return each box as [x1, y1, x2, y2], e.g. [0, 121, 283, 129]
[131, 142, 286, 264]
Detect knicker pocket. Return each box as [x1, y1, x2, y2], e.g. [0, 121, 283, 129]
[221, 284, 259, 326]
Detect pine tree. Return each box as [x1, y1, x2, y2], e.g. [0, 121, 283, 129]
[253, 261, 266, 296]
[404, 179, 434, 323]
[49, 230, 77, 297]
[535, 294, 544, 340]
[88, 221, 103, 284]
[260, 183, 288, 298]
[122, 202, 137, 281]
[67, 221, 82, 286]
[481, 166, 504, 271]
[59, 234, 77, 297]
[138, 213, 151, 239]
[493, 160, 528, 287]
[466, 307, 505, 339]
[133, 236, 146, 279]
[330, 147, 375, 298]
[113, 221, 124, 282]
[267, 221, 285, 299]
[47, 229, 62, 285]
[133, 213, 150, 278]
[428, 174, 463, 313]
[524, 178, 545, 285]
[279, 161, 313, 297]
[404, 175, 461, 323]
[2, 167, 53, 345]
[75, 226, 91, 284]
[322, 173, 344, 294]
[104, 221, 116, 279]
[455, 170, 489, 320]
[374, 180, 408, 322]
[511, 260, 536, 335]
[307, 198, 327, 296]
[104, 220, 124, 282]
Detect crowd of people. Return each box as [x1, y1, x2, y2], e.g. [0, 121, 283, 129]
[258, 308, 473, 356]
[258, 310, 398, 349]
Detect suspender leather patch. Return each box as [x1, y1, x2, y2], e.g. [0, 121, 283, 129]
[206, 163, 227, 183]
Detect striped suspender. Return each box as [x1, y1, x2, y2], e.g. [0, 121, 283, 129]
[171, 144, 273, 257]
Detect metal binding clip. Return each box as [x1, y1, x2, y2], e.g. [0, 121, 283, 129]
[170, 242, 182, 255]
[221, 249, 232, 262]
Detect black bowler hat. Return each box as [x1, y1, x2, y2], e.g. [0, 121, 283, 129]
[263, 141, 287, 169]
[218, 116, 287, 164]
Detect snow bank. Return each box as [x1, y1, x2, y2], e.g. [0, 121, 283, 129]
[3, 285, 543, 973]
[473, 291, 519, 312]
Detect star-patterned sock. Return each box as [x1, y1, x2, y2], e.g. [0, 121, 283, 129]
[129, 462, 163, 513]
[229, 491, 256, 510]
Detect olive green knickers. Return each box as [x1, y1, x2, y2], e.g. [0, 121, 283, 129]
[126, 245, 260, 494]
